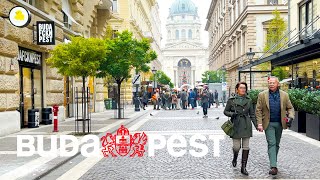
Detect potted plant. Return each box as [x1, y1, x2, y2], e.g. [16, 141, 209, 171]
[302, 91, 320, 141]
[247, 89, 263, 110]
[288, 89, 307, 133]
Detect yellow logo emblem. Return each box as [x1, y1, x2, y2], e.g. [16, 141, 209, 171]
[14, 10, 25, 21]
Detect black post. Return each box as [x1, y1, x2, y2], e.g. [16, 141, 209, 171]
[250, 67, 252, 90]
[134, 85, 140, 112]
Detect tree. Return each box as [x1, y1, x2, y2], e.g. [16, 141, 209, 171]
[97, 30, 157, 118]
[272, 67, 289, 81]
[47, 36, 107, 133]
[150, 70, 174, 88]
[202, 70, 226, 83]
[264, 9, 287, 53]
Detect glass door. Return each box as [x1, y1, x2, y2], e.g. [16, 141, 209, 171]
[22, 68, 32, 127]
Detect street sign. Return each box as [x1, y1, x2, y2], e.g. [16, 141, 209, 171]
[222, 82, 227, 91]
[132, 74, 140, 85]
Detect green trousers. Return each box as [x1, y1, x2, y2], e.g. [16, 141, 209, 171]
[265, 122, 283, 168]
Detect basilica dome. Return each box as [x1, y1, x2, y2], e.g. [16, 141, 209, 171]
[169, 0, 198, 16]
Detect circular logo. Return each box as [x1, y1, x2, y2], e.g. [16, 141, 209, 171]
[9, 6, 31, 28]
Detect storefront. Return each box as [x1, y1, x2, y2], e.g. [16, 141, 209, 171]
[17, 47, 43, 128]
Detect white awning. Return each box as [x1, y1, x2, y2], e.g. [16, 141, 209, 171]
[279, 78, 293, 84]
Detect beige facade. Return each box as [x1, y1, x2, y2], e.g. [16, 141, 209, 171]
[107, 0, 162, 103]
[0, 0, 112, 136]
[205, 0, 288, 94]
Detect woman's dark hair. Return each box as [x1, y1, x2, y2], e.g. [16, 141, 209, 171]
[235, 82, 248, 92]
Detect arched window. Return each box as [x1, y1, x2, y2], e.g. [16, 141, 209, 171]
[182, 29, 186, 39]
[188, 29, 192, 39]
[175, 30, 179, 39]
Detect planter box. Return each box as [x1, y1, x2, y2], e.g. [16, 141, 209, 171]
[291, 111, 306, 133]
[306, 113, 320, 141]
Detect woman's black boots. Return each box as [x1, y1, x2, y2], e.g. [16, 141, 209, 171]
[241, 150, 249, 176]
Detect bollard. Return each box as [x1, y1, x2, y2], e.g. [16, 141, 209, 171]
[53, 105, 59, 132]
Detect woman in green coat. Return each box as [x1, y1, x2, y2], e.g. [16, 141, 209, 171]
[223, 82, 257, 176]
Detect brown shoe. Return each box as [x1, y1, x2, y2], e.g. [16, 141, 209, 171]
[269, 167, 278, 175]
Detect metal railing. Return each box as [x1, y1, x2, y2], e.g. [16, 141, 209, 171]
[258, 15, 320, 61]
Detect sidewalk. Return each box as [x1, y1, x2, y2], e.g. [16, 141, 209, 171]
[0, 106, 152, 180]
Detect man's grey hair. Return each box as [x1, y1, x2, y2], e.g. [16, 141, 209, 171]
[268, 76, 279, 82]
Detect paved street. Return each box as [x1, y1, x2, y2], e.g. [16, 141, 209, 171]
[25, 105, 320, 180]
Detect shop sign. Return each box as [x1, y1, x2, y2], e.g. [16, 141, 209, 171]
[37, 21, 55, 45]
[17, 47, 42, 67]
[9, 6, 31, 28]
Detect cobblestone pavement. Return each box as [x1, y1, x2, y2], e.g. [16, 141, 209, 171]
[0, 106, 151, 180]
[74, 105, 320, 180]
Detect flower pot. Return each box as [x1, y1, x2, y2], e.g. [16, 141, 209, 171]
[291, 111, 306, 133]
[306, 113, 320, 141]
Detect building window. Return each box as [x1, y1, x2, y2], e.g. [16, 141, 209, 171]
[243, 0, 246, 9]
[188, 29, 192, 39]
[237, 37, 241, 58]
[62, 11, 72, 29]
[112, 30, 118, 38]
[182, 29, 186, 39]
[242, 33, 246, 54]
[112, 0, 118, 13]
[176, 30, 180, 39]
[299, 0, 313, 38]
[168, 30, 171, 39]
[268, 0, 278, 5]
[233, 41, 236, 60]
[23, 0, 35, 6]
[182, 4, 185, 10]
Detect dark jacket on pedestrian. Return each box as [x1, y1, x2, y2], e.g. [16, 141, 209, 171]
[181, 91, 187, 101]
[223, 95, 257, 139]
[201, 93, 209, 104]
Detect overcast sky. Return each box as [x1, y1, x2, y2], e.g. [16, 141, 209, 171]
[157, 0, 211, 48]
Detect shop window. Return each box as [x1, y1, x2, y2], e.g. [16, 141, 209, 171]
[299, 0, 313, 39]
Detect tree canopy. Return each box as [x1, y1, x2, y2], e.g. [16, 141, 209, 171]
[150, 70, 174, 88]
[202, 70, 226, 83]
[97, 30, 157, 83]
[47, 36, 107, 78]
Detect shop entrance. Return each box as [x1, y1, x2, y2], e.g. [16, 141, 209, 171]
[18, 47, 43, 128]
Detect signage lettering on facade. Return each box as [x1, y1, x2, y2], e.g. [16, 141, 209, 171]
[17, 47, 41, 67]
[37, 21, 55, 45]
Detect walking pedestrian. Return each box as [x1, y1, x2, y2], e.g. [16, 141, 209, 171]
[181, 89, 187, 109]
[223, 82, 258, 176]
[201, 90, 209, 118]
[189, 89, 196, 109]
[209, 90, 214, 108]
[171, 92, 178, 110]
[214, 90, 219, 108]
[255, 76, 294, 175]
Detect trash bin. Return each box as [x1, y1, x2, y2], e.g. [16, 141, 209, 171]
[104, 99, 111, 109]
[28, 109, 40, 128]
[111, 99, 117, 109]
[42, 108, 52, 125]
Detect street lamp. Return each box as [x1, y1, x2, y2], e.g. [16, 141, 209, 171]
[151, 67, 157, 94]
[246, 48, 255, 89]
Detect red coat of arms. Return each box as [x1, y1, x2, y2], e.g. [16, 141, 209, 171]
[101, 125, 148, 157]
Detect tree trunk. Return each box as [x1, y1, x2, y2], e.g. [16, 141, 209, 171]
[82, 76, 86, 133]
[117, 82, 122, 119]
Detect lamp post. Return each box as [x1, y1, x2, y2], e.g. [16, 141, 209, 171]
[151, 67, 157, 94]
[221, 65, 227, 106]
[295, 65, 299, 88]
[246, 48, 255, 90]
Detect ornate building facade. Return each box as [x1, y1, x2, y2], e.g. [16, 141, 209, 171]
[0, 0, 113, 136]
[161, 0, 208, 88]
[205, 0, 288, 94]
[107, 0, 162, 103]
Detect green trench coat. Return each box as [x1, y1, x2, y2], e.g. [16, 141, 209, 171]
[223, 95, 258, 138]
